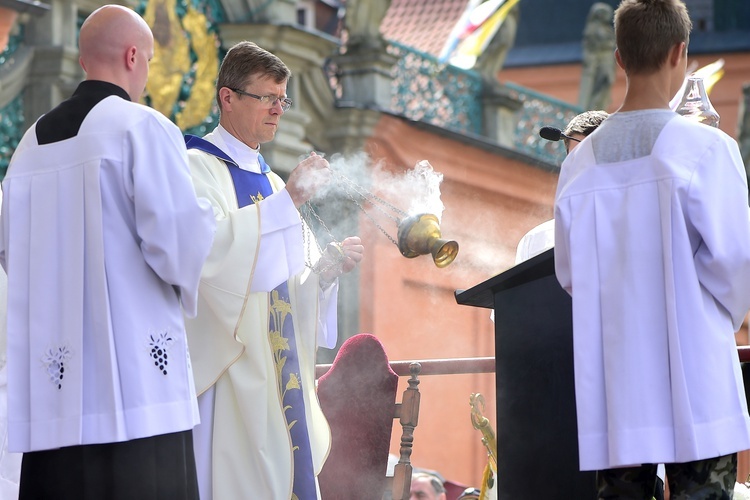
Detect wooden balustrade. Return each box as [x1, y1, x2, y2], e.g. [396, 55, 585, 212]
[317, 347, 750, 379]
[315, 349, 750, 496]
[316, 356, 495, 379]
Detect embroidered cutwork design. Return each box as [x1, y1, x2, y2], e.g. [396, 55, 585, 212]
[42, 345, 72, 390]
[148, 330, 174, 375]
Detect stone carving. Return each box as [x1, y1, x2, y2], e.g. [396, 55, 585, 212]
[474, 2, 520, 88]
[245, 0, 274, 22]
[344, 0, 392, 50]
[579, 2, 615, 111]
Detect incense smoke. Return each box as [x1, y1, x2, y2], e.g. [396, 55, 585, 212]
[321, 152, 445, 221]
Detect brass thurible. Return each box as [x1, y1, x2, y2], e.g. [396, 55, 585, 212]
[396, 213, 459, 268]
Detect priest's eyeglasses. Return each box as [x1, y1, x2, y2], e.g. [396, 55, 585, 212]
[229, 88, 293, 112]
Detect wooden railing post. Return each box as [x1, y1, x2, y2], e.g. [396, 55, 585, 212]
[391, 362, 421, 500]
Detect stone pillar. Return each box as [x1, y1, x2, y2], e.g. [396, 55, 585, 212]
[324, 107, 382, 154]
[256, 0, 296, 24]
[482, 83, 523, 149]
[23, 0, 81, 123]
[320, 45, 399, 352]
[316, 108, 386, 361]
[0, 45, 33, 108]
[330, 47, 397, 111]
[222, 0, 297, 25]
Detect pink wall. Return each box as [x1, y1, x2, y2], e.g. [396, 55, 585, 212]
[355, 115, 558, 487]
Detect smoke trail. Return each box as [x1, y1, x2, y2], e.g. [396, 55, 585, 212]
[319, 152, 446, 222]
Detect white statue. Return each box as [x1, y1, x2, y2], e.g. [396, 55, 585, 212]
[579, 3, 616, 111]
[474, 2, 520, 87]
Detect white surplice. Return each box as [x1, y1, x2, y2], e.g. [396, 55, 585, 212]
[0, 262, 20, 499]
[555, 112, 750, 470]
[0, 96, 216, 453]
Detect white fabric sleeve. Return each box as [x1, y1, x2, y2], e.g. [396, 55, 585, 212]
[251, 189, 305, 292]
[130, 116, 216, 317]
[0, 126, 36, 272]
[554, 199, 573, 296]
[688, 134, 750, 330]
[0, 190, 6, 273]
[553, 153, 575, 296]
[317, 280, 339, 349]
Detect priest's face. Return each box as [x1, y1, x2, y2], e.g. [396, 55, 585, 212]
[219, 74, 288, 149]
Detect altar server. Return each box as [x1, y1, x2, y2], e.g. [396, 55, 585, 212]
[185, 41, 363, 500]
[554, 0, 750, 498]
[0, 5, 215, 499]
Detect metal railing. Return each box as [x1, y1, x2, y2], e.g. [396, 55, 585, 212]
[503, 81, 584, 165]
[388, 41, 484, 136]
[386, 42, 584, 165]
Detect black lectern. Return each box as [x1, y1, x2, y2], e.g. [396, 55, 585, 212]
[455, 248, 596, 499]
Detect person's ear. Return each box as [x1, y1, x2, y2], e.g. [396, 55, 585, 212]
[125, 46, 137, 71]
[669, 42, 686, 68]
[218, 87, 233, 111]
[614, 48, 625, 71]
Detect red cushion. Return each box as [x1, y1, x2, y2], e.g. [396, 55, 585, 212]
[318, 334, 399, 500]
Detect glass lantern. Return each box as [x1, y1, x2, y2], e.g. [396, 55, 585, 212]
[673, 76, 720, 128]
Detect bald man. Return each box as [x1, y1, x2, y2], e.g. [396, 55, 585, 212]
[409, 473, 447, 500]
[0, 5, 215, 499]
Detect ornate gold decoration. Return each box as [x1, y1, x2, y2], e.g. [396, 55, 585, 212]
[470, 393, 497, 500]
[176, 7, 219, 129]
[470, 393, 497, 469]
[142, 0, 218, 130]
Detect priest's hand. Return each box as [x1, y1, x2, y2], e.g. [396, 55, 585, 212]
[316, 236, 364, 287]
[285, 152, 331, 208]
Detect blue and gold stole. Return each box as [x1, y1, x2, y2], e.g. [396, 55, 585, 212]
[185, 135, 316, 500]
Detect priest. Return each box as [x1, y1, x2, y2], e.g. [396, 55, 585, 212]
[185, 41, 364, 500]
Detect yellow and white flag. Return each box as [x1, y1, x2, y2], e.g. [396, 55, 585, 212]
[450, 0, 520, 69]
[438, 0, 520, 68]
